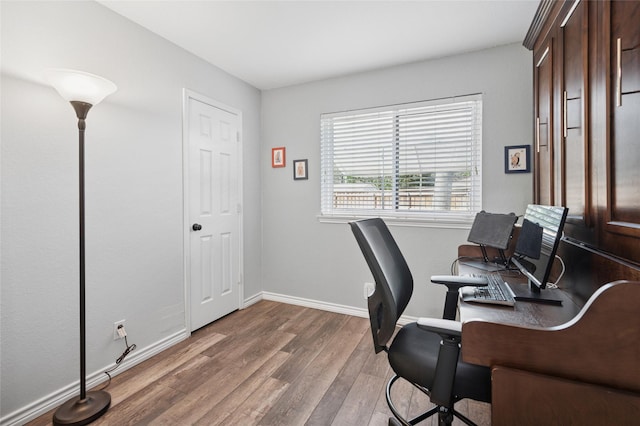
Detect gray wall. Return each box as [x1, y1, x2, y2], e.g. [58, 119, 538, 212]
[260, 43, 533, 319]
[1, 1, 262, 422]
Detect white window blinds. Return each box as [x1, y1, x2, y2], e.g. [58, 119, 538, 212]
[320, 94, 482, 223]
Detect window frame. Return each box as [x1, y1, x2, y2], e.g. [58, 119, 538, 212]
[319, 94, 483, 228]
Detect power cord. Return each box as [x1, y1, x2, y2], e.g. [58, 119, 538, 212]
[97, 330, 136, 391]
[451, 257, 461, 275]
[547, 254, 565, 289]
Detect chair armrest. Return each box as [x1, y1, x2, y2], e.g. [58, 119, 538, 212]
[431, 274, 488, 290]
[431, 275, 488, 320]
[417, 317, 462, 337]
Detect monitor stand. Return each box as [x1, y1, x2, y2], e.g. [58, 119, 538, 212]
[511, 280, 563, 305]
[458, 245, 509, 272]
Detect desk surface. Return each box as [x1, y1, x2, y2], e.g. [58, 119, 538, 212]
[457, 261, 582, 328]
[458, 255, 640, 425]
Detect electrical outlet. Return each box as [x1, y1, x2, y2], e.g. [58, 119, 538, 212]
[113, 320, 126, 340]
[363, 282, 375, 299]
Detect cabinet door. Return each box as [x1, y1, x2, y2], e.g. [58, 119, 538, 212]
[560, 1, 589, 224]
[534, 39, 554, 205]
[607, 0, 640, 239]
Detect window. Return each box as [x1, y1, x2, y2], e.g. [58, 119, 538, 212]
[320, 94, 482, 225]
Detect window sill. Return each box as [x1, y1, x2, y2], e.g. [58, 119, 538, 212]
[317, 213, 474, 229]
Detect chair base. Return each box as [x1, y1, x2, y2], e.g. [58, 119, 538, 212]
[386, 375, 479, 426]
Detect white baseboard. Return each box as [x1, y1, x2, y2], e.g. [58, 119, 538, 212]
[1, 329, 189, 426]
[255, 291, 417, 325]
[262, 291, 370, 318]
[242, 291, 264, 308]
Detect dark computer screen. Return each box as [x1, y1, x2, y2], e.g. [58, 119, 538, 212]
[514, 218, 543, 259]
[511, 204, 568, 291]
[467, 211, 518, 250]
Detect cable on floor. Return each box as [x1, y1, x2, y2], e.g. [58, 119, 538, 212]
[97, 334, 136, 391]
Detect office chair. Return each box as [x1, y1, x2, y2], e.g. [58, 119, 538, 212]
[350, 218, 491, 426]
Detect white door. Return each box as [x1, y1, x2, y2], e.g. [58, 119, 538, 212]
[186, 94, 242, 331]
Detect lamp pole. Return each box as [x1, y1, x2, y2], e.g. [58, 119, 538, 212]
[45, 69, 116, 426]
[73, 100, 91, 403]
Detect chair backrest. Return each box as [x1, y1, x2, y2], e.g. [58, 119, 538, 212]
[350, 218, 413, 353]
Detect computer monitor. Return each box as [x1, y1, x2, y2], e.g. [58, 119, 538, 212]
[510, 204, 568, 304]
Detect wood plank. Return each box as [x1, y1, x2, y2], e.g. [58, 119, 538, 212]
[257, 315, 369, 425]
[108, 332, 227, 405]
[406, 380, 434, 425]
[368, 411, 392, 426]
[203, 300, 281, 336]
[151, 330, 296, 424]
[465, 401, 492, 426]
[330, 373, 387, 425]
[94, 378, 185, 425]
[215, 377, 290, 425]
[372, 368, 407, 420]
[305, 331, 372, 425]
[277, 306, 321, 335]
[194, 351, 291, 425]
[271, 312, 350, 383]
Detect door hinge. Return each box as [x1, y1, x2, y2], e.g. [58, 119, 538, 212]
[237, 203, 242, 214]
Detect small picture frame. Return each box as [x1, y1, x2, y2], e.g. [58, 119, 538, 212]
[272, 147, 286, 168]
[505, 145, 531, 173]
[293, 159, 308, 180]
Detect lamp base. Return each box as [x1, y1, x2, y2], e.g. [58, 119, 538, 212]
[53, 390, 111, 426]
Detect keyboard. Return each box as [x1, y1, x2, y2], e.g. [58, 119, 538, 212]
[460, 273, 516, 306]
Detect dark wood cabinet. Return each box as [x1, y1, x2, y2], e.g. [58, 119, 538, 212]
[531, 1, 590, 222]
[533, 2, 590, 225]
[525, 0, 640, 287]
[606, 0, 640, 240]
[534, 36, 555, 206]
[558, 0, 589, 224]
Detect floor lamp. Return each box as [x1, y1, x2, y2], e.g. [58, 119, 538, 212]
[45, 69, 117, 426]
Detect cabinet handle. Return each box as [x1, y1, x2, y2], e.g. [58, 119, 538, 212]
[536, 117, 540, 153]
[617, 37, 622, 107]
[563, 91, 568, 138]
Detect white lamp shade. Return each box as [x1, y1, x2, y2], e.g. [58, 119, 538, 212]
[45, 68, 117, 106]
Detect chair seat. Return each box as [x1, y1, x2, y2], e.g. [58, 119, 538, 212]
[388, 323, 492, 403]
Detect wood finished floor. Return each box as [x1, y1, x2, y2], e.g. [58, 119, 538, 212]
[26, 300, 490, 426]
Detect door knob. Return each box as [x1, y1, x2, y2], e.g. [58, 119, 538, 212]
[192, 223, 202, 231]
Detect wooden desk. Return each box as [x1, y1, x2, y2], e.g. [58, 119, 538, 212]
[456, 240, 584, 326]
[456, 252, 640, 425]
[457, 264, 582, 327]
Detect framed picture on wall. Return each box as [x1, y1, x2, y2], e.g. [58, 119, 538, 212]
[293, 159, 308, 180]
[272, 147, 286, 168]
[505, 145, 531, 173]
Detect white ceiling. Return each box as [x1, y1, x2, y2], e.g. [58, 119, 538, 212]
[99, 0, 540, 90]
